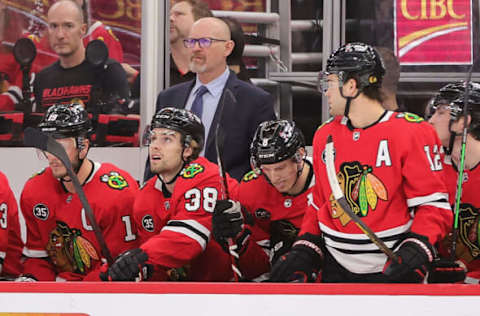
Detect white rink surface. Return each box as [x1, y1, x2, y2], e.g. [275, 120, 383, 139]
[0, 292, 479, 316]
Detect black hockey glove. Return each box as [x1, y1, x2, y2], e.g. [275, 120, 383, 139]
[270, 219, 300, 264]
[383, 233, 434, 283]
[100, 248, 152, 281]
[212, 199, 252, 256]
[427, 258, 466, 283]
[269, 233, 323, 283]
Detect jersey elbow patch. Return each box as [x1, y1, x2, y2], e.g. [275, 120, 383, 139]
[162, 219, 210, 250]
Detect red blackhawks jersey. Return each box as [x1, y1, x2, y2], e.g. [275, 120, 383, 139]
[0, 171, 23, 277]
[137, 157, 239, 281]
[20, 162, 138, 281]
[301, 111, 452, 275]
[231, 160, 315, 279]
[84, 21, 124, 63]
[441, 159, 480, 281]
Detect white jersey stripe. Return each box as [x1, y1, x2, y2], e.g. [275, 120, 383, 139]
[0, 251, 6, 259]
[423, 201, 452, 210]
[162, 226, 208, 250]
[22, 247, 48, 258]
[319, 219, 412, 240]
[407, 192, 449, 207]
[327, 246, 387, 274]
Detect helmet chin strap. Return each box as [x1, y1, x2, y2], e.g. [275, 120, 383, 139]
[339, 85, 361, 118]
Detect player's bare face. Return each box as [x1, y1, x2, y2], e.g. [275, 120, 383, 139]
[169, 2, 195, 44]
[44, 137, 80, 179]
[428, 104, 452, 148]
[324, 74, 344, 116]
[261, 159, 299, 194]
[47, 3, 85, 57]
[149, 128, 185, 179]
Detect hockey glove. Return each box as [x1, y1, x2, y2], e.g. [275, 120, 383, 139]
[427, 258, 466, 283]
[101, 248, 152, 281]
[270, 219, 300, 264]
[269, 233, 323, 283]
[14, 274, 38, 282]
[212, 199, 252, 255]
[383, 233, 434, 283]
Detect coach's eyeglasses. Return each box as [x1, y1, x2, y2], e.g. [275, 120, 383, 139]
[183, 37, 228, 48]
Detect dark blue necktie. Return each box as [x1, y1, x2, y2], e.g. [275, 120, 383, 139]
[190, 85, 209, 119]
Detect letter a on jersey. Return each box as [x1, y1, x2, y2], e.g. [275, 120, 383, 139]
[375, 140, 391, 167]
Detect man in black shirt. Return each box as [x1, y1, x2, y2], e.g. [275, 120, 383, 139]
[33, 0, 130, 115]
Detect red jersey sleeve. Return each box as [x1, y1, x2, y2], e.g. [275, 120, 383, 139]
[84, 22, 124, 63]
[1, 173, 23, 277]
[19, 170, 57, 280]
[403, 122, 452, 244]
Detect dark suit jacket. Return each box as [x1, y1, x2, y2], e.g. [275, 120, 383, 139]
[144, 70, 276, 182]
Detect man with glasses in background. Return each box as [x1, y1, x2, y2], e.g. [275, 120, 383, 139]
[146, 17, 276, 182]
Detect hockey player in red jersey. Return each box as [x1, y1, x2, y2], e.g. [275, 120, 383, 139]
[19, 102, 138, 281]
[428, 82, 480, 283]
[212, 120, 315, 280]
[102, 107, 238, 281]
[0, 171, 23, 278]
[269, 42, 452, 283]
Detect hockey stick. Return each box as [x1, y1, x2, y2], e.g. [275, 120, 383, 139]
[214, 88, 243, 281]
[324, 135, 399, 262]
[451, 57, 479, 260]
[23, 127, 114, 266]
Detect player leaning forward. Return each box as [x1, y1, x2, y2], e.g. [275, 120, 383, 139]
[270, 42, 452, 283]
[19, 103, 139, 281]
[101, 108, 239, 281]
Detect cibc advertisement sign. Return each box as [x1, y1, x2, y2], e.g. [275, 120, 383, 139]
[394, 0, 473, 65]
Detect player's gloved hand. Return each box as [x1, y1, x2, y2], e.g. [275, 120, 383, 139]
[212, 199, 251, 255]
[14, 274, 38, 282]
[101, 248, 152, 281]
[383, 233, 434, 283]
[270, 219, 300, 264]
[269, 233, 323, 283]
[427, 258, 466, 283]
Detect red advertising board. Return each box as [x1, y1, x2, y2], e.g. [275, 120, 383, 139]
[394, 0, 473, 65]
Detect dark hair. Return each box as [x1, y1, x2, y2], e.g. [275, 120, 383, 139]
[175, 0, 213, 21]
[374, 47, 400, 95]
[220, 17, 245, 65]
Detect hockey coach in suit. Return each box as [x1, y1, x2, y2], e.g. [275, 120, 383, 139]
[145, 17, 276, 182]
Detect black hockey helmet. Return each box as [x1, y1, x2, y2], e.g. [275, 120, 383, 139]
[429, 81, 480, 146]
[319, 42, 385, 91]
[38, 102, 92, 139]
[250, 120, 305, 169]
[148, 107, 205, 150]
[429, 81, 480, 119]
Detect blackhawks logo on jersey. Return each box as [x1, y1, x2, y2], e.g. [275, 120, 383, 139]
[456, 203, 480, 261]
[396, 112, 424, 123]
[181, 163, 204, 179]
[242, 169, 260, 182]
[330, 162, 387, 226]
[100, 171, 128, 190]
[46, 221, 99, 274]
